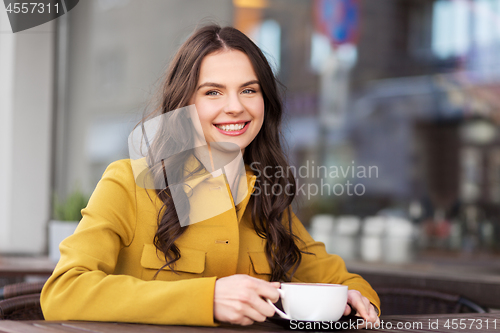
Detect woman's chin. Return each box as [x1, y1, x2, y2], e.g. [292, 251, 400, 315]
[209, 141, 244, 153]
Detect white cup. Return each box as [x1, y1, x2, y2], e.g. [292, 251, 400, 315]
[267, 283, 348, 321]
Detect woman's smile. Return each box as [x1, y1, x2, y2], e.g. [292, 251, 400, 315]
[213, 121, 250, 135]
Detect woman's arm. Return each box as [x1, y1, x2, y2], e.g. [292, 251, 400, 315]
[40, 160, 217, 326]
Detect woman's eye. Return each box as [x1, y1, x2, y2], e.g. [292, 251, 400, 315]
[206, 91, 220, 96]
[242, 89, 255, 94]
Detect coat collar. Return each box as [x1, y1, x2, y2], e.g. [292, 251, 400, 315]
[132, 154, 257, 222]
[182, 153, 257, 220]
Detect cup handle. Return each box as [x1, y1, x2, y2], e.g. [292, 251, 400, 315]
[266, 289, 291, 320]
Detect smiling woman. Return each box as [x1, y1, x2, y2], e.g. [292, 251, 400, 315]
[40, 24, 380, 327]
[191, 50, 264, 152]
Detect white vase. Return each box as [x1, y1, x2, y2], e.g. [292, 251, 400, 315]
[49, 220, 79, 263]
[383, 217, 415, 263]
[310, 215, 335, 253]
[332, 216, 361, 260]
[360, 216, 386, 262]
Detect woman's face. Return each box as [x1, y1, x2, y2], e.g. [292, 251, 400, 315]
[190, 50, 265, 153]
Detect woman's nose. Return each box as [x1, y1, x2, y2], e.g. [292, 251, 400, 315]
[223, 93, 244, 115]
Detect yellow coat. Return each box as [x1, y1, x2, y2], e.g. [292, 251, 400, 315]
[41, 159, 380, 326]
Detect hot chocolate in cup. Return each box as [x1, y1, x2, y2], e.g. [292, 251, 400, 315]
[267, 283, 348, 322]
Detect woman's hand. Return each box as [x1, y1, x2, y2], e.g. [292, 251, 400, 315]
[214, 274, 280, 326]
[343, 290, 380, 329]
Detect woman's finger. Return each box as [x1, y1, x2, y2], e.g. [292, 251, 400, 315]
[240, 302, 269, 323]
[239, 289, 277, 318]
[367, 304, 380, 324]
[355, 305, 380, 329]
[251, 278, 280, 303]
[239, 317, 254, 326]
[270, 282, 281, 289]
[347, 291, 371, 321]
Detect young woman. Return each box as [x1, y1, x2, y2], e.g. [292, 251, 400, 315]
[41, 24, 380, 327]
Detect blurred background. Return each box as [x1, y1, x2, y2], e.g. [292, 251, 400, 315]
[1, 0, 500, 270]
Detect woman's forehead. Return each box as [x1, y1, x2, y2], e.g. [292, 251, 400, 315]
[198, 50, 258, 83]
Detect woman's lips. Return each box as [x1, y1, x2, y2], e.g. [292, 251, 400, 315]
[213, 121, 250, 136]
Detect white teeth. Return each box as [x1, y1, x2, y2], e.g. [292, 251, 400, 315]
[216, 123, 246, 131]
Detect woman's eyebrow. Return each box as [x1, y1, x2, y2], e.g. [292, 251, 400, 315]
[197, 80, 260, 91]
[239, 80, 259, 87]
[197, 82, 225, 90]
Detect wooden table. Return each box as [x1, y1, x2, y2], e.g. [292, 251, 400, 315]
[0, 313, 499, 332]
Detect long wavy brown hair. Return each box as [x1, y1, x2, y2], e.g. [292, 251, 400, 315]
[141, 24, 305, 282]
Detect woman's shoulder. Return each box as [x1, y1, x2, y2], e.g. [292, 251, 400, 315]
[99, 159, 142, 190]
[100, 159, 161, 200]
[102, 159, 134, 178]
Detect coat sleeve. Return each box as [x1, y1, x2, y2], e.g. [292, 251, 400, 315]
[40, 160, 218, 326]
[287, 209, 381, 315]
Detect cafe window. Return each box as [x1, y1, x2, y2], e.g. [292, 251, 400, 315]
[432, 0, 500, 59]
[432, 0, 470, 59]
[250, 19, 281, 74]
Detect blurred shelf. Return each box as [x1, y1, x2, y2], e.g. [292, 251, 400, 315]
[0, 256, 55, 278]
